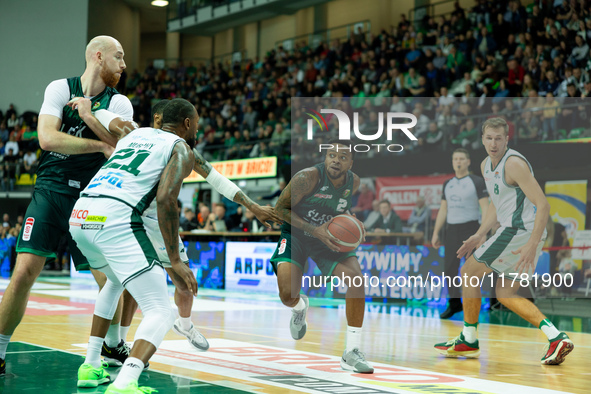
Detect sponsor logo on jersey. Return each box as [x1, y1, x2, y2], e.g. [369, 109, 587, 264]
[81, 224, 104, 230]
[314, 193, 332, 199]
[278, 238, 287, 254]
[68, 180, 81, 189]
[92, 101, 101, 110]
[85, 215, 107, 222]
[343, 189, 351, 198]
[494, 171, 500, 179]
[71, 209, 89, 220]
[23, 217, 35, 241]
[320, 186, 329, 191]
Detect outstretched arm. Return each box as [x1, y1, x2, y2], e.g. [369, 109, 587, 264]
[192, 148, 282, 227]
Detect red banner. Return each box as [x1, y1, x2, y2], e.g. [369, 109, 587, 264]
[376, 174, 453, 220]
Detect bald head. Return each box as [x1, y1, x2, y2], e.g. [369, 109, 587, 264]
[85, 36, 126, 88]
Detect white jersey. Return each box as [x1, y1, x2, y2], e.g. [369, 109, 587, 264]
[482, 149, 537, 231]
[82, 128, 184, 213]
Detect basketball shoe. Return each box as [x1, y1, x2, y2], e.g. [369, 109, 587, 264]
[541, 332, 574, 365]
[77, 361, 111, 387]
[341, 348, 374, 373]
[290, 294, 309, 340]
[104, 381, 157, 393]
[172, 319, 210, 351]
[102, 340, 131, 366]
[0, 358, 5, 375]
[434, 333, 480, 358]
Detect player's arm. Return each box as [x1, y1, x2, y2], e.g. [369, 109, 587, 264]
[431, 199, 447, 247]
[157, 142, 198, 295]
[69, 97, 137, 144]
[505, 156, 550, 273]
[192, 148, 282, 227]
[38, 114, 112, 156]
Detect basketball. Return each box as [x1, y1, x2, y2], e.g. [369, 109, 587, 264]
[327, 214, 364, 252]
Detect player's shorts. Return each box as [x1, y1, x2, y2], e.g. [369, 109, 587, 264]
[143, 215, 188, 268]
[270, 228, 356, 277]
[69, 196, 162, 286]
[16, 188, 90, 270]
[473, 226, 547, 277]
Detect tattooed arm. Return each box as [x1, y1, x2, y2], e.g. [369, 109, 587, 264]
[157, 142, 198, 295]
[193, 147, 282, 227]
[275, 168, 340, 251]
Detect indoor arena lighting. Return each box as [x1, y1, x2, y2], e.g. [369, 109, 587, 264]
[151, 0, 168, 6]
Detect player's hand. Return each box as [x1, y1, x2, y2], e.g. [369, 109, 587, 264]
[431, 233, 441, 248]
[251, 204, 283, 228]
[68, 97, 92, 119]
[171, 260, 198, 296]
[102, 143, 115, 158]
[312, 220, 341, 252]
[457, 233, 486, 259]
[512, 242, 537, 276]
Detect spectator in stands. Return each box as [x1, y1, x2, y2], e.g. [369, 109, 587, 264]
[2, 148, 19, 191]
[507, 57, 525, 93]
[542, 93, 560, 140]
[180, 208, 198, 231]
[21, 150, 37, 177]
[350, 183, 374, 221]
[422, 121, 444, 151]
[206, 203, 234, 232]
[196, 204, 211, 230]
[364, 200, 381, 231]
[369, 200, 402, 233]
[6, 114, 19, 131]
[2, 214, 10, 228]
[4, 134, 18, 157]
[452, 118, 479, 149]
[517, 110, 542, 142]
[0, 122, 9, 144]
[475, 27, 497, 58]
[404, 195, 430, 234]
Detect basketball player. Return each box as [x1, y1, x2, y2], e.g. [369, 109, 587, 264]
[0, 36, 132, 376]
[70, 98, 199, 393]
[270, 141, 374, 374]
[432, 148, 489, 319]
[100, 99, 282, 350]
[434, 117, 574, 365]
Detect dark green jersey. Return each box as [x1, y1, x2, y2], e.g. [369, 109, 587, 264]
[284, 163, 355, 238]
[35, 77, 120, 197]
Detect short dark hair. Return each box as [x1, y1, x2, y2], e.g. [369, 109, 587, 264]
[379, 199, 391, 207]
[162, 98, 196, 125]
[151, 100, 169, 119]
[453, 147, 470, 159]
[325, 138, 355, 160]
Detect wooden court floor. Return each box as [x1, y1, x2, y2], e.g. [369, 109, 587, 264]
[1, 276, 590, 394]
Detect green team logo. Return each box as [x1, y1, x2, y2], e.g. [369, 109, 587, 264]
[494, 184, 499, 195]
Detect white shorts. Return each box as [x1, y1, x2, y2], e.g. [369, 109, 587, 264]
[143, 215, 188, 268]
[69, 196, 163, 286]
[473, 226, 546, 277]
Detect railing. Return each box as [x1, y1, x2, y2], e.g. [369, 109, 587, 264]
[145, 49, 247, 70]
[409, 0, 468, 25]
[275, 20, 371, 52]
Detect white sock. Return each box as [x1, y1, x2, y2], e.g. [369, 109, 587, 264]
[84, 336, 104, 368]
[0, 333, 12, 359]
[105, 323, 121, 347]
[463, 323, 478, 343]
[120, 326, 131, 343]
[540, 319, 560, 340]
[113, 357, 144, 389]
[293, 297, 306, 311]
[179, 316, 192, 331]
[346, 326, 362, 352]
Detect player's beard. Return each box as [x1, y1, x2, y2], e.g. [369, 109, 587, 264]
[186, 137, 197, 149]
[326, 167, 344, 180]
[100, 66, 120, 88]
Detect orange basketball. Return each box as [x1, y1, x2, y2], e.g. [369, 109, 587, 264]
[327, 214, 363, 252]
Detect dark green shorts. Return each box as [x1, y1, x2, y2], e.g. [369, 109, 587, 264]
[270, 228, 356, 277]
[16, 188, 90, 270]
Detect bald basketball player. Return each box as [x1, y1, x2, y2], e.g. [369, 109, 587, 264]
[0, 36, 133, 376]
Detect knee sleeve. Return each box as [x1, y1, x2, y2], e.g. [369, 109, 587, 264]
[94, 278, 124, 320]
[125, 267, 175, 347]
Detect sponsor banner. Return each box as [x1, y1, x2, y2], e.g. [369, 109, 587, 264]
[184, 156, 277, 183]
[225, 242, 279, 293]
[143, 339, 563, 394]
[545, 180, 587, 244]
[376, 174, 452, 221]
[0, 295, 95, 316]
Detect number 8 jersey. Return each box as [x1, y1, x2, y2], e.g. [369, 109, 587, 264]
[82, 128, 184, 214]
[482, 148, 537, 231]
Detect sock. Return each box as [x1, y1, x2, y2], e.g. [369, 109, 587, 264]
[462, 322, 478, 343]
[346, 326, 362, 353]
[0, 334, 12, 359]
[113, 357, 144, 389]
[105, 323, 121, 347]
[179, 316, 192, 331]
[293, 297, 306, 311]
[120, 326, 131, 343]
[539, 319, 560, 340]
[84, 336, 104, 368]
